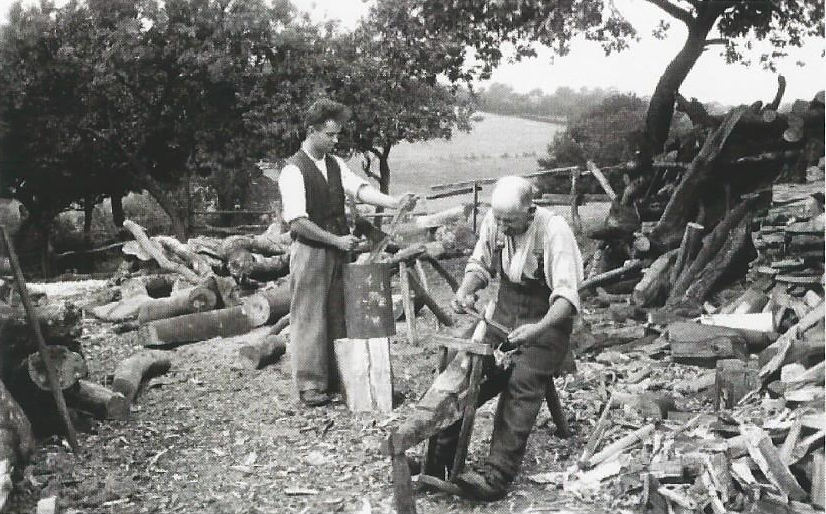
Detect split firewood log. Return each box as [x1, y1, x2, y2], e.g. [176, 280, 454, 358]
[111, 350, 172, 403]
[0, 378, 35, 512]
[137, 287, 217, 324]
[66, 381, 129, 420]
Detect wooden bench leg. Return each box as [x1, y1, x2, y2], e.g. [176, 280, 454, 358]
[449, 354, 484, 479]
[423, 348, 450, 474]
[391, 450, 417, 514]
[545, 379, 571, 439]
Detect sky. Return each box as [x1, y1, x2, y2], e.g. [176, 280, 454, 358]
[1, 0, 823, 105]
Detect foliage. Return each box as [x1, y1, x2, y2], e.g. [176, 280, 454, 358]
[476, 83, 617, 121]
[540, 93, 648, 169]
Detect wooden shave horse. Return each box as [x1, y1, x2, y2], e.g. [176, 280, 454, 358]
[384, 303, 571, 513]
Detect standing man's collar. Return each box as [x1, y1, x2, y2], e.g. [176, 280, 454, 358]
[301, 142, 325, 162]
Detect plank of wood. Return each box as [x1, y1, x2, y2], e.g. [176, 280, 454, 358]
[334, 337, 393, 413]
[429, 334, 493, 356]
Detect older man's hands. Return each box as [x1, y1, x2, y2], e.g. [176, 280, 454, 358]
[449, 291, 478, 314]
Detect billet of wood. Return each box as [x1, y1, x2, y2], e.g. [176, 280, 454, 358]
[584, 423, 655, 469]
[578, 394, 615, 468]
[632, 249, 678, 307]
[744, 426, 808, 501]
[239, 334, 286, 370]
[122, 220, 201, 283]
[811, 450, 825, 509]
[720, 288, 770, 315]
[578, 259, 643, 292]
[699, 312, 774, 333]
[69, 380, 129, 420]
[334, 337, 393, 413]
[669, 223, 704, 286]
[429, 334, 493, 356]
[788, 430, 826, 466]
[656, 486, 697, 510]
[780, 418, 804, 465]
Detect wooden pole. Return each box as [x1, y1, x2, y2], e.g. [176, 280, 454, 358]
[472, 181, 479, 233]
[399, 262, 416, 344]
[570, 167, 582, 235]
[0, 226, 79, 453]
[586, 161, 617, 202]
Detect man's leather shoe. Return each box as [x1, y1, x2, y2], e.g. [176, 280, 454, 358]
[299, 389, 331, 407]
[455, 465, 508, 501]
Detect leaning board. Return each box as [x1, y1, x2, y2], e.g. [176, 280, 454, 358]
[334, 337, 393, 413]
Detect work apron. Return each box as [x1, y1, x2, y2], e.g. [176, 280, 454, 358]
[431, 246, 575, 480]
[288, 240, 347, 393]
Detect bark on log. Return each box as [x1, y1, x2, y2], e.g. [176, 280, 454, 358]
[137, 287, 217, 324]
[122, 220, 201, 283]
[220, 230, 291, 257]
[676, 218, 752, 308]
[249, 253, 290, 281]
[91, 294, 152, 322]
[0, 378, 35, 512]
[111, 350, 172, 403]
[67, 380, 129, 420]
[669, 223, 704, 285]
[141, 295, 270, 346]
[258, 284, 291, 324]
[238, 333, 287, 370]
[667, 199, 755, 307]
[649, 107, 749, 253]
[0, 301, 82, 347]
[632, 249, 678, 307]
[579, 260, 644, 292]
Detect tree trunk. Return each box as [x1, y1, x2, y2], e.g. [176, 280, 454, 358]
[640, 9, 719, 171]
[140, 177, 190, 242]
[83, 195, 95, 249]
[111, 192, 126, 241]
[373, 146, 392, 228]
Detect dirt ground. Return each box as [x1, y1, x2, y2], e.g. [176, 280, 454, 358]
[6, 204, 654, 514]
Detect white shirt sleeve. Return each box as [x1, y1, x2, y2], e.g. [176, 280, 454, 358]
[333, 156, 369, 199]
[277, 164, 307, 224]
[543, 215, 584, 314]
[464, 210, 497, 286]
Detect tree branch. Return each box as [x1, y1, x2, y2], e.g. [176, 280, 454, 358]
[645, 0, 694, 26]
[703, 38, 728, 46]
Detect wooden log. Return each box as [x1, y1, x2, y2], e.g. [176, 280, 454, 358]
[238, 333, 287, 370]
[632, 249, 678, 307]
[758, 304, 824, 381]
[0, 378, 35, 512]
[649, 107, 748, 253]
[155, 235, 213, 277]
[389, 441, 418, 514]
[334, 337, 393, 413]
[579, 394, 615, 468]
[669, 223, 704, 285]
[667, 321, 776, 351]
[257, 284, 291, 324]
[26, 346, 87, 391]
[714, 359, 759, 410]
[405, 269, 454, 327]
[220, 230, 291, 258]
[141, 294, 270, 346]
[0, 301, 83, 347]
[67, 380, 129, 420]
[579, 260, 644, 291]
[720, 288, 770, 315]
[111, 350, 172, 403]
[700, 312, 774, 333]
[673, 217, 752, 308]
[91, 294, 152, 322]
[271, 313, 290, 335]
[136, 287, 217, 324]
[122, 220, 201, 283]
[812, 450, 825, 509]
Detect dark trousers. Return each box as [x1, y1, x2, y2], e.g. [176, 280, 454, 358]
[432, 325, 570, 481]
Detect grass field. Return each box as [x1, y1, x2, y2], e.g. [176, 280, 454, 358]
[346, 112, 565, 211]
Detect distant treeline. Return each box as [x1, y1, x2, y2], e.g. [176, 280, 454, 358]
[475, 83, 621, 121]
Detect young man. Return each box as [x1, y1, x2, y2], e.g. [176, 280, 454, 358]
[277, 99, 412, 407]
[428, 175, 583, 500]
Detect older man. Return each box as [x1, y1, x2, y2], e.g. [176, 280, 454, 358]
[278, 99, 411, 407]
[428, 176, 583, 500]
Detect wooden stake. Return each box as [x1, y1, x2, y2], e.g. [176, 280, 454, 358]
[0, 227, 79, 453]
[399, 262, 416, 344]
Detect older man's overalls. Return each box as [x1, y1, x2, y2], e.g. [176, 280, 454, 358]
[430, 242, 575, 482]
[287, 150, 349, 394]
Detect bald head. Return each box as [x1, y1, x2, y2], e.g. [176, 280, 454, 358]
[491, 176, 536, 235]
[491, 176, 534, 214]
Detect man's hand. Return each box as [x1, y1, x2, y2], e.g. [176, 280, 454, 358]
[508, 323, 542, 346]
[450, 292, 477, 314]
[334, 234, 360, 252]
[395, 192, 418, 211]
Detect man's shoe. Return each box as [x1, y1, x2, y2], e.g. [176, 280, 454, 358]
[455, 465, 509, 501]
[299, 389, 331, 407]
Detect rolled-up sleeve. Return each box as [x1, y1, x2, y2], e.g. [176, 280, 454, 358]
[277, 164, 307, 224]
[464, 210, 497, 286]
[543, 216, 584, 314]
[334, 157, 369, 199]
